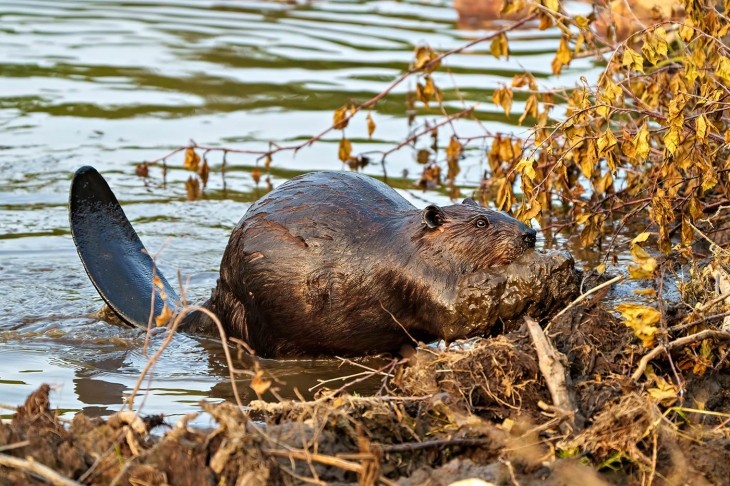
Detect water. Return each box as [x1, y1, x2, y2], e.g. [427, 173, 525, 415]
[0, 0, 608, 422]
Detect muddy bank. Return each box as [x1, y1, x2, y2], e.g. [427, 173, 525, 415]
[3, 290, 730, 485]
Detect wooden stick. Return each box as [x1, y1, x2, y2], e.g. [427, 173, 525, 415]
[631, 330, 730, 381]
[524, 316, 580, 432]
[0, 441, 30, 453]
[264, 449, 397, 486]
[376, 438, 494, 453]
[0, 453, 82, 486]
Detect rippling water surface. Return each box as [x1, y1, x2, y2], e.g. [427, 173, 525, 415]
[0, 0, 603, 421]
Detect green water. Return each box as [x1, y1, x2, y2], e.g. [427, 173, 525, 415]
[0, 0, 603, 423]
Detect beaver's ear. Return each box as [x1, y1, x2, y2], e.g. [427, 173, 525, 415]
[422, 205, 445, 229]
[462, 197, 478, 207]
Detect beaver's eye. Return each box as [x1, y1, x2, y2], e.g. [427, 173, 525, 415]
[475, 218, 488, 228]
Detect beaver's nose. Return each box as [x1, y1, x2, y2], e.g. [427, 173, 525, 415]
[522, 227, 537, 248]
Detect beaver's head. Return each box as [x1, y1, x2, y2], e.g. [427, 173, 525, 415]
[418, 198, 536, 271]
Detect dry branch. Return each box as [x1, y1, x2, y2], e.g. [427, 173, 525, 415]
[524, 316, 580, 432]
[631, 329, 730, 381]
[264, 449, 397, 486]
[0, 453, 82, 486]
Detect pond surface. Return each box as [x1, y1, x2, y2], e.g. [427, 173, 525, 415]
[0, 0, 607, 422]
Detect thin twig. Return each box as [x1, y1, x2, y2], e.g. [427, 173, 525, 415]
[0, 441, 30, 453]
[128, 305, 243, 410]
[631, 330, 730, 381]
[264, 449, 397, 486]
[669, 310, 730, 334]
[0, 453, 82, 486]
[376, 437, 495, 453]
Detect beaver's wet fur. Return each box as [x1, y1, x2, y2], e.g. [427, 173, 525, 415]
[188, 171, 536, 358]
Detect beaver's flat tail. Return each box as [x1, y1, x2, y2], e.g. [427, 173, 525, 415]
[69, 166, 181, 329]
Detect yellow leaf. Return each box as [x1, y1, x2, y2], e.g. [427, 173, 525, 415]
[446, 136, 462, 180]
[366, 113, 376, 138]
[575, 15, 590, 30]
[333, 105, 349, 130]
[716, 57, 730, 84]
[628, 244, 657, 279]
[518, 94, 538, 125]
[490, 33, 509, 60]
[688, 197, 704, 220]
[542, 0, 559, 13]
[616, 303, 660, 347]
[696, 114, 708, 143]
[647, 376, 678, 406]
[642, 27, 668, 65]
[631, 232, 651, 245]
[634, 288, 656, 297]
[601, 74, 622, 102]
[519, 199, 541, 221]
[551, 36, 571, 75]
[516, 157, 536, 181]
[681, 215, 694, 246]
[679, 20, 695, 42]
[496, 178, 513, 211]
[493, 86, 513, 117]
[183, 147, 200, 172]
[446, 136, 462, 165]
[413, 45, 440, 73]
[622, 47, 644, 73]
[595, 263, 606, 274]
[664, 126, 681, 156]
[338, 137, 352, 162]
[597, 128, 617, 156]
[250, 369, 271, 396]
[634, 123, 650, 160]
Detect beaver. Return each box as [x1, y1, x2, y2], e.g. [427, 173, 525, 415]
[181, 171, 537, 357]
[70, 168, 538, 358]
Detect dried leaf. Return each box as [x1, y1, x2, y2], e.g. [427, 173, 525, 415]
[490, 33, 509, 60]
[366, 112, 376, 138]
[417, 149, 431, 165]
[622, 47, 644, 73]
[338, 137, 352, 163]
[551, 36, 571, 75]
[628, 244, 657, 279]
[446, 136, 462, 180]
[135, 162, 149, 178]
[250, 369, 271, 396]
[617, 303, 660, 347]
[413, 45, 440, 73]
[516, 157, 536, 181]
[333, 105, 349, 130]
[493, 86, 513, 117]
[183, 147, 200, 172]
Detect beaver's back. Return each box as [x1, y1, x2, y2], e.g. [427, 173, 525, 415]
[240, 171, 415, 241]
